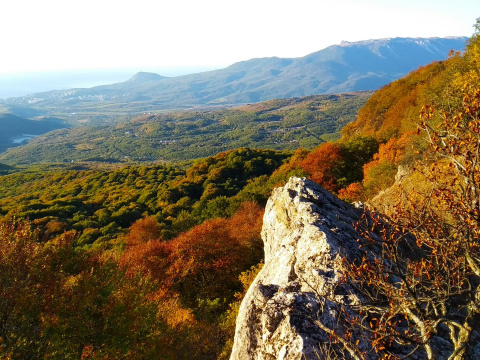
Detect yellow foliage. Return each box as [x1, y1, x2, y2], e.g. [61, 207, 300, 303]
[62, 274, 81, 290]
[158, 296, 195, 327]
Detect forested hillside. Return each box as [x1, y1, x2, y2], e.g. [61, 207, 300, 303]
[0, 148, 292, 246]
[279, 22, 480, 359]
[0, 22, 479, 360]
[0, 148, 297, 359]
[290, 24, 480, 202]
[0, 138, 380, 358]
[0, 93, 369, 164]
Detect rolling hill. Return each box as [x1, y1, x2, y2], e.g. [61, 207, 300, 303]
[0, 93, 370, 165]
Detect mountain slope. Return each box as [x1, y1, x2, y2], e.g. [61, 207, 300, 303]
[1, 37, 467, 117]
[0, 113, 67, 153]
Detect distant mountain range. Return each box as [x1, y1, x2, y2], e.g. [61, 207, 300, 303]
[1, 37, 467, 118]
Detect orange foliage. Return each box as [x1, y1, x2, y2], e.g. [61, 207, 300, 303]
[338, 182, 364, 203]
[120, 239, 171, 278]
[341, 61, 446, 141]
[44, 219, 67, 236]
[148, 290, 196, 327]
[360, 131, 415, 196]
[124, 216, 163, 246]
[0, 221, 180, 359]
[299, 142, 343, 192]
[335, 83, 480, 358]
[373, 131, 414, 164]
[165, 218, 244, 300]
[120, 201, 264, 305]
[272, 148, 309, 177]
[227, 202, 264, 245]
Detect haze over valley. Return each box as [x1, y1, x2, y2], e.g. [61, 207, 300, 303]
[0, 66, 221, 99]
[1, 37, 467, 120]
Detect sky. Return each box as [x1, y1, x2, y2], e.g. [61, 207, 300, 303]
[0, 0, 477, 102]
[0, 0, 478, 76]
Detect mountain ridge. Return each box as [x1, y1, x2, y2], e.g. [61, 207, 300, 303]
[1, 37, 467, 118]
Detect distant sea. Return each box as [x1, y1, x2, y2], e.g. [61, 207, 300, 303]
[0, 66, 220, 99]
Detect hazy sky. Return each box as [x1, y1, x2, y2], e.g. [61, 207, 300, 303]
[1, 0, 478, 75]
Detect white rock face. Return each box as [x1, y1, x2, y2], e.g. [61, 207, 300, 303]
[230, 177, 363, 360]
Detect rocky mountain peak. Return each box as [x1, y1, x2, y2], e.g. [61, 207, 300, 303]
[230, 177, 364, 359]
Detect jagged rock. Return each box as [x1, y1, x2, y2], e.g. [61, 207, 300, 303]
[230, 177, 364, 360]
[230, 176, 480, 360]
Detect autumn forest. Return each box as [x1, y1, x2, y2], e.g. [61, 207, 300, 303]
[1, 19, 480, 360]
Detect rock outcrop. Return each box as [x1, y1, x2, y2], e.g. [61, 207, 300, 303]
[230, 177, 364, 360]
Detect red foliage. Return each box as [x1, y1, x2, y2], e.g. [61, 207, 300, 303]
[120, 202, 264, 305]
[119, 239, 171, 279]
[299, 142, 343, 191]
[227, 201, 264, 245]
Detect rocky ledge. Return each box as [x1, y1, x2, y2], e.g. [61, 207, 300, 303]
[230, 177, 363, 360]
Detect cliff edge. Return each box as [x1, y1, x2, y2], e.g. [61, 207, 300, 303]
[230, 177, 363, 360]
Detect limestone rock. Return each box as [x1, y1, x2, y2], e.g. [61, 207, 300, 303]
[230, 177, 363, 360]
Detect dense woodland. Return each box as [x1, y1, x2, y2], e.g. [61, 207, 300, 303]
[1, 20, 480, 360]
[0, 93, 369, 164]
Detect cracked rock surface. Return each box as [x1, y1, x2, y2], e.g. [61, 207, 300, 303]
[230, 177, 363, 360]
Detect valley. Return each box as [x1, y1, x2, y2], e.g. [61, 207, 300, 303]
[0, 26, 479, 360]
[0, 37, 463, 165]
[0, 93, 370, 165]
